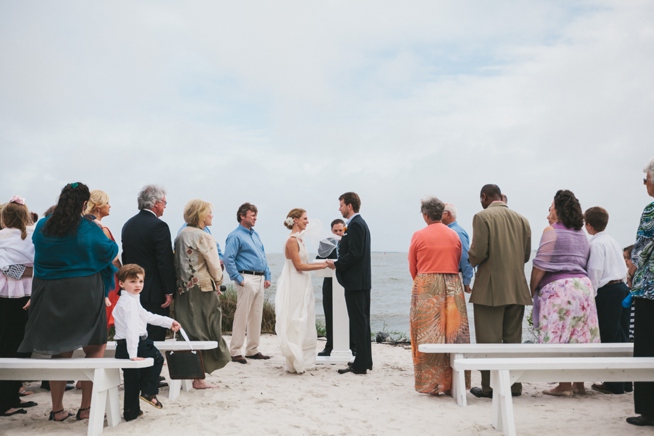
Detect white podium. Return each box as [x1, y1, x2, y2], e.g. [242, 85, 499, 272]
[313, 264, 354, 365]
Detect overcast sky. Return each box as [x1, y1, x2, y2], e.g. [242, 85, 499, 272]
[1, 1, 652, 254]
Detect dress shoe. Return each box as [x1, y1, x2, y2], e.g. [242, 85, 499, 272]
[231, 355, 247, 364]
[337, 367, 366, 375]
[470, 387, 492, 398]
[158, 381, 168, 389]
[317, 348, 331, 357]
[245, 352, 271, 360]
[347, 361, 372, 370]
[626, 415, 654, 426]
[591, 383, 614, 395]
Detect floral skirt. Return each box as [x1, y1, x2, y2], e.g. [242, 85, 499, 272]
[410, 273, 470, 395]
[536, 277, 600, 344]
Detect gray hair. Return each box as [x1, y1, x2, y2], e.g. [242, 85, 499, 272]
[444, 203, 458, 219]
[137, 184, 166, 210]
[420, 196, 445, 221]
[645, 158, 654, 179]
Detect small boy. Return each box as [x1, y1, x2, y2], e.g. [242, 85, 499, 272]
[584, 207, 631, 395]
[113, 264, 181, 421]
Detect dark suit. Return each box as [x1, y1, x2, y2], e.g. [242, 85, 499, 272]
[121, 210, 176, 340]
[334, 214, 372, 371]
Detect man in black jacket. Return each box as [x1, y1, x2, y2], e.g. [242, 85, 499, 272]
[121, 185, 176, 341]
[328, 192, 372, 374]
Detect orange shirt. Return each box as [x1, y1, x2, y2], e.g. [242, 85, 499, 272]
[408, 223, 462, 279]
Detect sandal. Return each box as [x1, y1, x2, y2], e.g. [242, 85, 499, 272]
[19, 401, 37, 408]
[18, 387, 34, 397]
[76, 406, 90, 420]
[139, 394, 163, 409]
[1, 408, 27, 417]
[49, 409, 72, 422]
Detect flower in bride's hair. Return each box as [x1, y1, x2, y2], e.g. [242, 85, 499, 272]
[9, 195, 26, 205]
[285, 217, 294, 227]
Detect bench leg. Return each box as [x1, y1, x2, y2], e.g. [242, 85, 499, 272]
[105, 386, 121, 428]
[168, 379, 182, 401]
[491, 370, 516, 436]
[453, 368, 467, 407]
[87, 369, 109, 436]
[182, 379, 193, 392]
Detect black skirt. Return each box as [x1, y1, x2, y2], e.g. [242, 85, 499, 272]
[18, 273, 107, 356]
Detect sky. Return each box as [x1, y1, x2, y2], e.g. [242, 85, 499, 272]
[1, 1, 653, 253]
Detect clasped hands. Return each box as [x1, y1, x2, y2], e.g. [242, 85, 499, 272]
[325, 260, 336, 270]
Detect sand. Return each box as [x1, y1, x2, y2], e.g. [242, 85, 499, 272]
[1, 334, 650, 436]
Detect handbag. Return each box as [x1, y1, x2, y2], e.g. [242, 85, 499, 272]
[165, 328, 206, 380]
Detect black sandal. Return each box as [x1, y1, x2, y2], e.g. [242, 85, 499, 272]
[48, 409, 71, 422]
[139, 394, 163, 409]
[1, 408, 27, 417]
[76, 406, 90, 420]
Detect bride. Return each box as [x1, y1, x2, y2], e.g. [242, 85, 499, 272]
[275, 208, 328, 373]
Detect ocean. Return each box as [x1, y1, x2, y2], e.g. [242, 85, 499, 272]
[240, 251, 538, 342]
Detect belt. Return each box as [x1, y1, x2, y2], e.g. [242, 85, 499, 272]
[239, 270, 265, 276]
[606, 279, 623, 286]
[117, 335, 148, 344]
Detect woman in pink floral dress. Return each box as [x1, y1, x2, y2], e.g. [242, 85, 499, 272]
[530, 189, 600, 397]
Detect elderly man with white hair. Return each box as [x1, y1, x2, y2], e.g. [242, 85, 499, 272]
[441, 203, 474, 294]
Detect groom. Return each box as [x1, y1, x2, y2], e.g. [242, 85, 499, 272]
[328, 192, 372, 375]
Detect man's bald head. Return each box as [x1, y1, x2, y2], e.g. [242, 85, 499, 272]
[480, 184, 502, 209]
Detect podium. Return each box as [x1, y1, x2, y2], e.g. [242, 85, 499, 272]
[312, 264, 354, 365]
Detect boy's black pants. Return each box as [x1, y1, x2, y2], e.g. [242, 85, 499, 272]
[115, 338, 164, 421]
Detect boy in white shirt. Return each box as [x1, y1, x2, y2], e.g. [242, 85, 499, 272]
[584, 207, 631, 395]
[113, 264, 181, 421]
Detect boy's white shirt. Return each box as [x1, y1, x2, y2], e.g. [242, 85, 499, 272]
[587, 231, 628, 294]
[113, 291, 174, 359]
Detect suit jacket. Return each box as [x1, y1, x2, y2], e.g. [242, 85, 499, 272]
[468, 202, 532, 307]
[121, 210, 176, 304]
[335, 215, 371, 291]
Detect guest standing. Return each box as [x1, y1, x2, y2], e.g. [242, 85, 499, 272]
[85, 189, 122, 327]
[174, 200, 231, 388]
[441, 203, 474, 294]
[408, 197, 470, 395]
[626, 158, 654, 427]
[0, 197, 36, 417]
[18, 182, 118, 422]
[468, 184, 531, 398]
[121, 185, 176, 341]
[530, 190, 600, 396]
[224, 202, 272, 363]
[327, 192, 373, 375]
[584, 206, 631, 395]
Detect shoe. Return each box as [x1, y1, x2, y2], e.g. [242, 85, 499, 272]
[470, 387, 492, 398]
[337, 367, 366, 375]
[140, 394, 163, 409]
[158, 381, 168, 389]
[625, 383, 633, 393]
[347, 361, 372, 370]
[542, 388, 572, 397]
[48, 409, 72, 422]
[231, 355, 247, 364]
[245, 352, 271, 360]
[511, 392, 522, 397]
[124, 410, 144, 422]
[19, 401, 37, 408]
[317, 348, 332, 357]
[627, 415, 654, 426]
[18, 387, 34, 397]
[591, 383, 613, 395]
[76, 407, 90, 420]
[1, 408, 27, 417]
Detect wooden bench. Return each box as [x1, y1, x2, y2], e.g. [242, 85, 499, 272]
[0, 357, 153, 436]
[417, 343, 634, 406]
[74, 340, 219, 400]
[453, 356, 654, 436]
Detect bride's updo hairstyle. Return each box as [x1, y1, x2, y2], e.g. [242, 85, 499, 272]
[283, 208, 306, 230]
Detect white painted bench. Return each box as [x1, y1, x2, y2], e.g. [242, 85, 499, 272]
[74, 340, 219, 401]
[417, 343, 634, 406]
[453, 356, 654, 436]
[0, 357, 153, 436]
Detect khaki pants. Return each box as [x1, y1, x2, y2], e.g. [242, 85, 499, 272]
[473, 303, 525, 395]
[230, 274, 265, 356]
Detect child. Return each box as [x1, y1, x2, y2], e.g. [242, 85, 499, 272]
[584, 207, 631, 395]
[623, 245, 636, 341]
[113, 264, 181, 421]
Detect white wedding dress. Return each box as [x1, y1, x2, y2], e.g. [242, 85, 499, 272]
[275, 233, 317, 373]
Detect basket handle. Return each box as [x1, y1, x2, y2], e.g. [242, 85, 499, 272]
[172, 328, 195, 352]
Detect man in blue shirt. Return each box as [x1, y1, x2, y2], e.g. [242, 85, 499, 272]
[224, 202, 271, 364]
[442, 203, 474, 294]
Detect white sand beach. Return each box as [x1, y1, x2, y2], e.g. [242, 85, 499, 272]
[1, 335, 649, 436]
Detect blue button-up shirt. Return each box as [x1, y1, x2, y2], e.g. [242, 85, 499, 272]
[448, 221, 474, 286]
[177, 223, 223, 260]
[224, 225, 271, 284]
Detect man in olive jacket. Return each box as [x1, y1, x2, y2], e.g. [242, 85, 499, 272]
[468, 184, 532, 398]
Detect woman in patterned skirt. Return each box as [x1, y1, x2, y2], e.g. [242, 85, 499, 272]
[408, 196, 470, 396]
